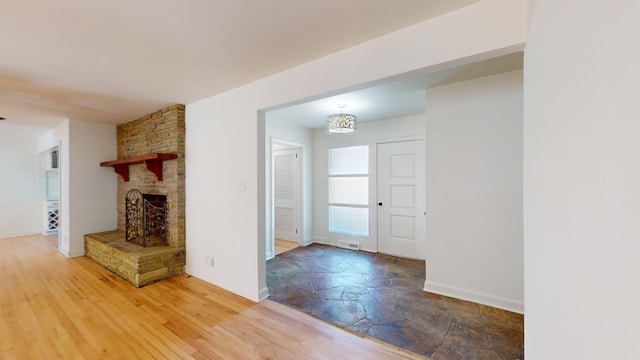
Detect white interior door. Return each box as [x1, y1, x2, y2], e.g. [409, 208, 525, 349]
[274, 148, 300, 242]
[377, 140, 425, 259]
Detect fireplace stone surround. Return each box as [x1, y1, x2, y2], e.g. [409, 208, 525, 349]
[85, 104, 185, 287]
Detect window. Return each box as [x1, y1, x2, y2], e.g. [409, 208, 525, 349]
[328, 145, 369, 237]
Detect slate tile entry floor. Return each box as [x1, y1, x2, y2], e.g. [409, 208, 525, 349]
[267, 244, 524, 359]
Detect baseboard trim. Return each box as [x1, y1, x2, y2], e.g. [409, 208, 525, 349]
[64, 248, 86, 258]
[424, 280, 524, 314]
[310, 236, 327, 245]
[258, 287, 270, 302]
[0, 231, 40, 239]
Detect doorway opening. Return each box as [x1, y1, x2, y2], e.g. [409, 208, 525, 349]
[271, 139, 302, 258]
[40, 145, 60, 248]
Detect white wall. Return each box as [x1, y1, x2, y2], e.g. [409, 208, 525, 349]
[38, 126, 64, 153]
[0, 133, 40, 238]
[424, 70, 523, 313]
[311, 114, 425, 252]
[524, 1, 640, 358]
[66, 120, 118, 257]
[39, 120, 117, 257]
[186, 0, 528, 302]
[264, 116, 313, 259]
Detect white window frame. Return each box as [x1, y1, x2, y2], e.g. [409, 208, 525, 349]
[328, 145, 369, 237]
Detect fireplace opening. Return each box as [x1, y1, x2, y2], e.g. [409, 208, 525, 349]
[125, 189, 168, 247]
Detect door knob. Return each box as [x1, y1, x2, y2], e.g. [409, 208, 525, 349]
[378, 202, 383, 206]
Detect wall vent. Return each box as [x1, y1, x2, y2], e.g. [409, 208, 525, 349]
[337, 240, 360, 251]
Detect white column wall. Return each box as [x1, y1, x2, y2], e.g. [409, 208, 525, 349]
[425, 70, 524, 313]
[524, 0, 640, 358]
[46, 120, 117, 257]
[0, 133, 40, 238]
[186, 0, 528, 302]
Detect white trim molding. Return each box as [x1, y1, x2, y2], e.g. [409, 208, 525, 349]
[424, 280, 524, 314]
[303, 237, 314, 247]
[258, 287, 270, 302]
[310, 236, 327, 245]
[0, 232, 40, 240]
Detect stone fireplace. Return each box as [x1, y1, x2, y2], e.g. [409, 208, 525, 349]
[85, 104, 186, 287]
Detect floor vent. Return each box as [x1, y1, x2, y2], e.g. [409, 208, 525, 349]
[337, 240, 360, 251]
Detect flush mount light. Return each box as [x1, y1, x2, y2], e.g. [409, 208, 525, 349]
[326, 104, 357, 134]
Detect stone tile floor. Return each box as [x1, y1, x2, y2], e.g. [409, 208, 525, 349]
[267, 244, 524, 359]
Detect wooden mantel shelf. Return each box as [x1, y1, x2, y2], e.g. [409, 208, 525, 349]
[100, 153, 177, 181]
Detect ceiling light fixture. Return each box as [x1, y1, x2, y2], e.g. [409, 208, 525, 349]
[326, 104, 357, 134]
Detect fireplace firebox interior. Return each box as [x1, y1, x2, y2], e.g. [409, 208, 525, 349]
[125, 189, 168, 247]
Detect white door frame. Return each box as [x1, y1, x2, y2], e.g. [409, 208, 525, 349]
[269, 138, 303, 259]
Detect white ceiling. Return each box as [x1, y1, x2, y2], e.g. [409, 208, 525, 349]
[267, 52, 523, 129]
[0, 0, 482, 135]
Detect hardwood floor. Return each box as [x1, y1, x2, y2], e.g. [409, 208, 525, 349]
[0, 235, 423, 359]
[274, 239, 299, 256]
[44, 231, 58, 247]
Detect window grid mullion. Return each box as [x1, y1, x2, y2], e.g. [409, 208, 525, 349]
[328, 174, 368, 178]
[328, 203, 369, 208]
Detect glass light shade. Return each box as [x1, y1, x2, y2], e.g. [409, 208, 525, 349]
[326, 113, 357, 134]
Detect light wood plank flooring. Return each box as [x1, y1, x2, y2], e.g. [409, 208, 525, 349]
[44, 232, 58, 247]
[274, 238, 299, 256]
[0, 235, 423, 359]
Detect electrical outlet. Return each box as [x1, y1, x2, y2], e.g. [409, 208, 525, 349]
[204, 256, 214, 267]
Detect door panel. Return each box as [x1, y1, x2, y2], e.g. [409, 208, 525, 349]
[390, 185, 415, 208]
[377, 140, 425, 259]
[274, 149, 299, 242]
[275, 207, 294, 232]
[391, 215, 415, 240]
